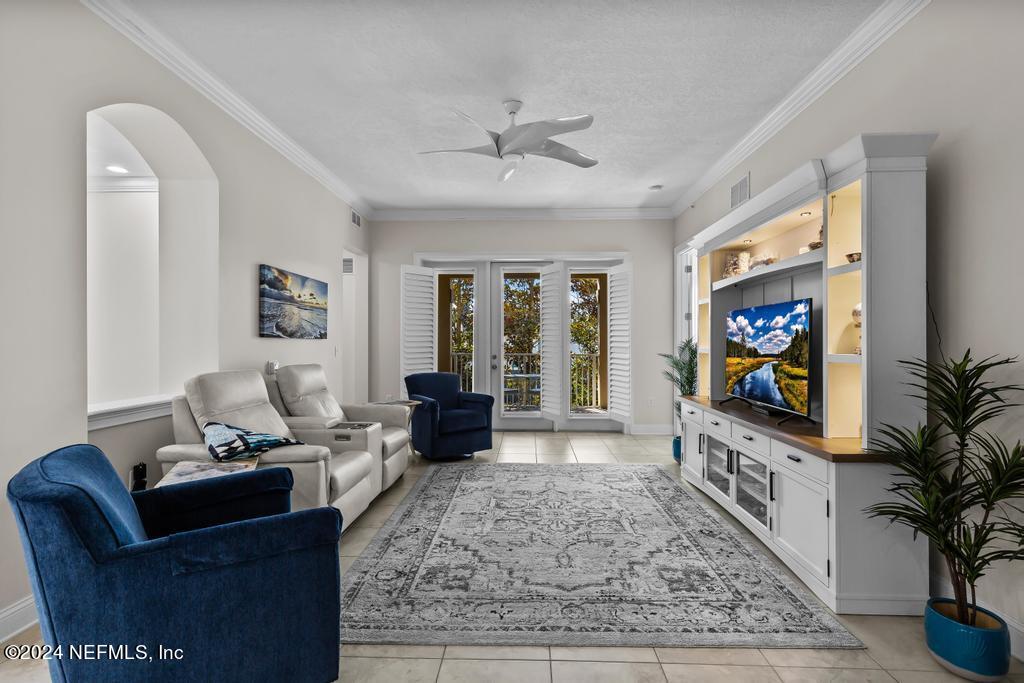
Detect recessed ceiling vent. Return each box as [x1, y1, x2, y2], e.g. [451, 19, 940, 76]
[730, 173, 750, 209]
[351, 210, 362, 228]
[342, 258, 354, 274]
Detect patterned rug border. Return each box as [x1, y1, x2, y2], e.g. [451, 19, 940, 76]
[342, 463, 863, 649]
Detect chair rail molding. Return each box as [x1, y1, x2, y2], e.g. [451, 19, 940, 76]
[81, 0, 373, 218]
[669, 0, 931, 217]
[87, 394, 174, 431]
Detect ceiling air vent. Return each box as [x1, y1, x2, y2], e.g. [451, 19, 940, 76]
[342, 258, 354, 275]
[351, 210, 362, 228]
[730, 173, 750, 209]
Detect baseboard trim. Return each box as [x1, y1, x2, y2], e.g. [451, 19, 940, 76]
[628, 424, 673, 435]
[834, 594, 928, 616]
[0, 595, 37, 644]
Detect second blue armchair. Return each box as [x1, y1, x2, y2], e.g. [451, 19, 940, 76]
[7, 444, 342, 683]
[405, 372, 494, 460]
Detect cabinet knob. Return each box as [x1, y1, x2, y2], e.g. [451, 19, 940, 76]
[742, 434, 753, 441]
[710, 419, 719, 426]
[786, 454, 803, 463]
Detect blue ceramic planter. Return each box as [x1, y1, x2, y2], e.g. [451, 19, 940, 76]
[672, 436, 681, 463]
[925, 598, 1010, 681]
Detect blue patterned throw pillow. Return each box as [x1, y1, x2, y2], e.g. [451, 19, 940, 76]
[202, 422, 301, 461]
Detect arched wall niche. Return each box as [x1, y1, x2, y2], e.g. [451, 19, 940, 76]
[87, 103, 219, 408]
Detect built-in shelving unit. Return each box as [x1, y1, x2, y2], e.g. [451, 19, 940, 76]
[681, 132, 935, 450]
[672, 133, 935, 617]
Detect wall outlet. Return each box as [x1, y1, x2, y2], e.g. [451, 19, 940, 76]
[647, 397, 655, 408]
[385, 393, 394, 401]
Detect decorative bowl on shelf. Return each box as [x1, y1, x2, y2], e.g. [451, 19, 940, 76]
[846, 252, 862, 263]
[808, 241, 823, 251]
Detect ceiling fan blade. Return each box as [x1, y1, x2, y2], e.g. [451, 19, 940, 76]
[498, 114, 593, 156]
[418, 144, 500, 158]
[526, 139, 598, 168]
[453, 109, 500, 147]
[498, 160, 519, 182]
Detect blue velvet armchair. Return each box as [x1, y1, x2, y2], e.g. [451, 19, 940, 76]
[7, 444, 342, 683]
[405, 372, 494, 460]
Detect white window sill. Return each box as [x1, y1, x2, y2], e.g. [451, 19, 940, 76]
[87, 394, 175, 431]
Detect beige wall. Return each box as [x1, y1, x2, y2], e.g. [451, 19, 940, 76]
[674, 0, 1024, 634]
[0, 0, 366, 618]
[369, 219, 676, 429]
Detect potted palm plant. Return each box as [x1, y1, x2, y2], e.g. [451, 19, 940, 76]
[660, 339, 699, 462]
[865, 350, 1024, 681]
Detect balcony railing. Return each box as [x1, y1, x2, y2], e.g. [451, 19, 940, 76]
[450, 351, 602, 412]
[570, 353, 602, 412]
[450, 351, 473, 392]
[503, 352, 541, 411]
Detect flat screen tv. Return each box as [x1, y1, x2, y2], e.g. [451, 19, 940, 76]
[725, 298, 811, 416]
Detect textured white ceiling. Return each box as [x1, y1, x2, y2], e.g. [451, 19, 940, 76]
[125, 0, 882, 211]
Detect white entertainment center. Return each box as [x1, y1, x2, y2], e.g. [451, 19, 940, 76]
[676, 133, 936, 614]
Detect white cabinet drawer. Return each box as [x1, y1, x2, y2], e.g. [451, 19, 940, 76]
[703, 413, 731, 439]
[732, 423, 769, 456]
[771, 440, 829, 484]
[680, 404, 703, 425]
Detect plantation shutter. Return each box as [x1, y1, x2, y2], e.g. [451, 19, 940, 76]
[539, 263, 567, 422]
[607, 263, 632, 423]
[400, 265, 436, 398]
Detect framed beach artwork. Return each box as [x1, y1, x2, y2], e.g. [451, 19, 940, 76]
[258, 264, 328, 339]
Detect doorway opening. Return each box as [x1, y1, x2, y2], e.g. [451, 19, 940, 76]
[569, 273, 608, 415]
[501, 271, 541, 415]
[437, 273, 475, 391]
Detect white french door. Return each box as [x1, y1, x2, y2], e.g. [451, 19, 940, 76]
[606, 263, 632, 424]
[399, 265, 436, 398]
[490, 263, 551, 430]
[401, 258, 632, 430]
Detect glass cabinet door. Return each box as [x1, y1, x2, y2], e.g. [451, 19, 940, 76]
[735, 450, 769, 529]
[704, 438, 731, 500]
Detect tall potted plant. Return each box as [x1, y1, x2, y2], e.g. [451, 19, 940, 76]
[660, 339, 699, 463]
[865, 350, 1024, 681]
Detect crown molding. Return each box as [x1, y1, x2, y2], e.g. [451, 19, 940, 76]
[87, 176, 159, 193]
[81, 0, 374, 217]
[371, 207, 675, 222]
[670, 0, 931, 218]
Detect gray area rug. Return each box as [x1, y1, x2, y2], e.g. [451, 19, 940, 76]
[342, 464, 861, 648]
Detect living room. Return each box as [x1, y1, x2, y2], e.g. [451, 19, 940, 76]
[2, 1, 1023, 682]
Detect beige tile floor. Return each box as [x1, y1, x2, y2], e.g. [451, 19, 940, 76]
[3, 430, 1023, 682]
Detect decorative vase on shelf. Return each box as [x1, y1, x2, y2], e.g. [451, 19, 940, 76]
[852, 303, 862, 328]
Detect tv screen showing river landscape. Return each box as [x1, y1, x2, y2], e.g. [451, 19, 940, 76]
[725, 298, 810, 415]
[259, 264, 328, 339]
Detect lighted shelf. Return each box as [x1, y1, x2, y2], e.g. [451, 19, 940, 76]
[711, 249, 823, 291]
[697, 301, 711, 350]
[697, 350, 711, 398]
[827, 362, 863, 438]
[828, 354, 862, 364]
[827, 180, 863, 269]
[698, 347, 711, 354]
[828, 261, 862, 277]
[697, 297, 710, 306]
[827, 268, 863, 355]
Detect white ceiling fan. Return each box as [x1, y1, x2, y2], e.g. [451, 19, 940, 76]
[420, 100, 597, 182]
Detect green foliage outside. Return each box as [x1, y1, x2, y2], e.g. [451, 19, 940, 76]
[503, 275, 540, 357]
[448, 276, 474, 389]
[448, 276, 474, 354]
[570, 278, 601, 407]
